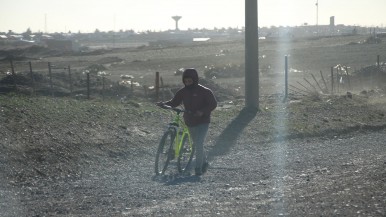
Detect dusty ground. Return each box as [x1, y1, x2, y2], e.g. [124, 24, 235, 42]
[0, 35, 386, 216]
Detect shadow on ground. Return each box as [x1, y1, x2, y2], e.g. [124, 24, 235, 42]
[151, 107, 257, 185]
[207, 107, 258, 161]
[152, 173, 201, 185]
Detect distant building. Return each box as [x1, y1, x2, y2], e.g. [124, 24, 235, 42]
[330, 16, 335, 27]
[377, 32, 386, 38]
[9, 35, 23, 40]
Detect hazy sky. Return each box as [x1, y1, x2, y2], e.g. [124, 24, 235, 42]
[1, 0, 385, 33]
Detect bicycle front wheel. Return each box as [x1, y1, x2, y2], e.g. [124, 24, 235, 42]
[177, 133, 195, 174]
[155, 129, 175, 175]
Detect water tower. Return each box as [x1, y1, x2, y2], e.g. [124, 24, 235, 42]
[172, 16, 182, 31]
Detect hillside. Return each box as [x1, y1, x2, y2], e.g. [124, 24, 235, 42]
[1, 90, 386, 215]
[1, 35, 386, 215]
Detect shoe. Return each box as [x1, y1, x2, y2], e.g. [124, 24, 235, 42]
[169, 149, 175, 160]
[195, 168, 202, 176]
[195, 162, 209, 176]
[202, 162, 209, 174]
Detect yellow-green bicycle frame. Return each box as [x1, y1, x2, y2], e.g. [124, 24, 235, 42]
[155, 105, 195, 175]
[172, 111, 193, 159]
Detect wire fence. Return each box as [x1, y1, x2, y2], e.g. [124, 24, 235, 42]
[0, 59, 145, 100]
[284, 55, 386, 99]
[1, 54, 386, 102]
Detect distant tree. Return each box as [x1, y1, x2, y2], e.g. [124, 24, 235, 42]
[94, 28, 100, 34]
[25, 28, 32, 35]
[352, 27, 358, 35]
[125, 29, 134, 34]
[21, 28, 32, 39]
[7, 30, 14, 35]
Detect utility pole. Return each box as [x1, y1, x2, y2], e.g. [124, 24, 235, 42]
[113, 14, 116, 48]
[245, 0, 259, 109]
[316, 0, 319, 34]
[45, 14, 47, 34]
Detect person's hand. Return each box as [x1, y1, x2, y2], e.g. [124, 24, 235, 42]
[194, 110, 204, 117]
[156, 102, 164, 107]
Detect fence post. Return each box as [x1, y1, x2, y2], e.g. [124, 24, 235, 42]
[48, 62, 53, 97]
[29, 61, 35, 95]
[331, 67, 334, 94]
[155, 71, 160, 101]
[87, 72, 90, 99]
[336, 67, 340, 94]
[377, 55, 380, 84]
[68, 65, 73, 95]
[9, 59, 17, 90]
[377, 55, 380, 69]
[160, 76, 164, 100]
[284, 55, 288, 99]
[102, 76, 105, 101]
[345, 66, 351, 90]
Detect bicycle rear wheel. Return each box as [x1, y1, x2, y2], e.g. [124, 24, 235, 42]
[177, 134, 195, 174]
[155, 129, 175, 175]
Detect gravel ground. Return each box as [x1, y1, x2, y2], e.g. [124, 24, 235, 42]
[2, 129, 385, 216]
[1, 36, 386, 216]
[1, 94, 385, 217]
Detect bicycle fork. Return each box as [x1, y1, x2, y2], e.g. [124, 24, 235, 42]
[174, 128, 192, 159]
[174, 129, 183, 159]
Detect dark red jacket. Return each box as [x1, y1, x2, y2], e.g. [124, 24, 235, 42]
[165, 69, 217, 127]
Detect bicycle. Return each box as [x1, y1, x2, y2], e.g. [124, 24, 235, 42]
[155, 104, 195, 176]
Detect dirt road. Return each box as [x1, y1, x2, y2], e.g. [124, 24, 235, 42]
[2, 127, 385, 216]
[1, 35, 386, 216]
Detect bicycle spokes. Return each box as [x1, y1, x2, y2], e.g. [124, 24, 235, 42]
[177, 135, 195, 173]
[155, 130, 175, 175]
[155, 106, 193, 175]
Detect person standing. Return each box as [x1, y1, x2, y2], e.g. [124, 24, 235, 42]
[157, 68, 217, 175]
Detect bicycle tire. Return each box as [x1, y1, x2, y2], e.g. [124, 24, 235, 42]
[155, 129, 175, 175]
[177, 133, 195, 174]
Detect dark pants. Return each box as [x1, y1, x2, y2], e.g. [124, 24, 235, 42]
[188, 123, 209, 170]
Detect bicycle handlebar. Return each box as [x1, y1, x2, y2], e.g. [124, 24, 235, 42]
[157, 104, 189, 114]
